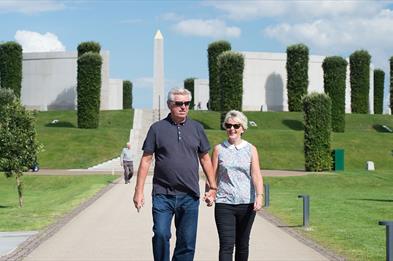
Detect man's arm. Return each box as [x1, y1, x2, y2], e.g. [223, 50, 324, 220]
[199, 152, 217, 202]
[133, 152, 153, 211]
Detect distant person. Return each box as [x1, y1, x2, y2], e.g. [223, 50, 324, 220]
[133, 87, 217, 261]
[211, 110, 264, 261]
[120, 142, 133, 184]
[197, 101, 201, 110]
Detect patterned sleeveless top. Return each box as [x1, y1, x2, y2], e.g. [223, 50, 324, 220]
[216, 140, 255, 204]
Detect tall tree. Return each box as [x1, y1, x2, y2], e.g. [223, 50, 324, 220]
[373, 69, 384, 114]
[123, 80, 133, 109]
[0, 42, 23, 97]
[184, 78, 196, 110]
[322, 56, 347, 132]
[286, 44, 309, 112]
[0, 89, 42, 207]
[350, 50, 371, 114]
[208, 40, 231, 111]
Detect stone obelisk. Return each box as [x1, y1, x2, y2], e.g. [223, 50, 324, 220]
[153, 30, 165, 120]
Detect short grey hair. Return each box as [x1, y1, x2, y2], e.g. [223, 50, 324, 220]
[222, 110, 248, 130]
[167, 87, 192, 102]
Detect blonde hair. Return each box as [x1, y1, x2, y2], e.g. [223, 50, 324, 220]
[222, 110, 248, 130]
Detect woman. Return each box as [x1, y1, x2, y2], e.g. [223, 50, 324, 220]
[210, 110, 264, 261]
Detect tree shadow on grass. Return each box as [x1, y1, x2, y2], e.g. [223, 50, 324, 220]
[45, 121, 75, 128]
[0, 205, 11, 208]
[348, 198, 393, 203]
[282, 119, 304, 131]
[372, 124, 393, 133]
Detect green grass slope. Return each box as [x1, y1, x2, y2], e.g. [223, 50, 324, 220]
[189, 111, 393, 171]
[36, 109, 133, 169]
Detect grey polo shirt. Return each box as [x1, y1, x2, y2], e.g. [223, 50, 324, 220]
[142, 114, 210, 197]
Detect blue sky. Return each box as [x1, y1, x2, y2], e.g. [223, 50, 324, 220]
[1, 0, 393, 109]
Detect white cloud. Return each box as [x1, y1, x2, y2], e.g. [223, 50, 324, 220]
[173, 19, 241, 38]
[15, 30, 66, 52]
[0, 0, 64, 14]
[207, 1, 386, 21]
[264, 9, 393, 58]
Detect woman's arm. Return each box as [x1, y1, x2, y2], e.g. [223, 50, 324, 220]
[250, 145, 264, 211]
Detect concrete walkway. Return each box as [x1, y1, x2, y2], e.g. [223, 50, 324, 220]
[15, 174, 333, 261]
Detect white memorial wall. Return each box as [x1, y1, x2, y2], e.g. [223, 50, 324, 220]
[21, 51, 122, 111]
[195, 51, 374, 113]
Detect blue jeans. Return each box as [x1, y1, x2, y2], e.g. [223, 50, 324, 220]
[152, 194, 199, 261]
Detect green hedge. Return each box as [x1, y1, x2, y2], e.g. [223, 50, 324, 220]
[184, 78, 195, 110]
[208, 40, 231, 111]
[303, 93, 332, 171]
[350, 50, 371, 114]
[373, 69, 384, 114]
[77, 52, 102, 129]
[77, 41, 101, 57]
[322, 56, 347, 132]
[286, 44, 309, 112]
[0, 42, 23, 98]
[123, 80, 132, 109]
[218, 51, 244, 126]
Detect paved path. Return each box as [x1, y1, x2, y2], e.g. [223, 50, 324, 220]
[20, 174, 330, 261]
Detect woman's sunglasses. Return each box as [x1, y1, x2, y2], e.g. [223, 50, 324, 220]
[224, 123, 241, 129]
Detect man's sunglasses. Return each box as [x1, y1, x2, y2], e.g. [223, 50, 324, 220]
[224, 123, 241, 129]
[173, 101, 191, 107]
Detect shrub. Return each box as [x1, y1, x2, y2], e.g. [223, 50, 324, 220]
[0, 88, 41, 207]
[123, 80, 132, 109]
[77, 52, 102, 129]
[303, 93, 332, 171]
[322, 56, 347, 132]
[350, 50, 371, 113]
[0, 41, 23, 97]
[208, 40, 231, 111]
[286, 44, 309, 112]
[218, 51, 244, 127]
[77, 41, 101, 57]
[373, 69, 384, 114]
[184, 78, 195, 110]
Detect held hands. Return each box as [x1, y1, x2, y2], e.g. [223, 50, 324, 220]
[203, 187, 217, 207]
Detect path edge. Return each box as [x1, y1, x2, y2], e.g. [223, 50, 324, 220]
[259, 210, 346, 261]
[0, 178, 121, 261]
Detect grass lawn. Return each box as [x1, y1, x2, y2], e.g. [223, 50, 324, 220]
[190, 111, 393, 171]
[264, 170, 393, 261]
[35, 109, 133, 168]
[0, 174, 118, 231]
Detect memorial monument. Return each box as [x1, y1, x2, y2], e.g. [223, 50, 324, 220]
[153, 30, 165, 119]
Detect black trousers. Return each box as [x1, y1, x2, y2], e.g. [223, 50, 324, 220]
[214, 203, 256, 261]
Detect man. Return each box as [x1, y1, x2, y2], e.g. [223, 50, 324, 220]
[120, 142, 133, 184]
[133, 88, 217, 261]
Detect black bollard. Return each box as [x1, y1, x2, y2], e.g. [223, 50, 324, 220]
[298, 195, 310, 228]
[263, 184, 270, 208]
[379, 221, 393, 261]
